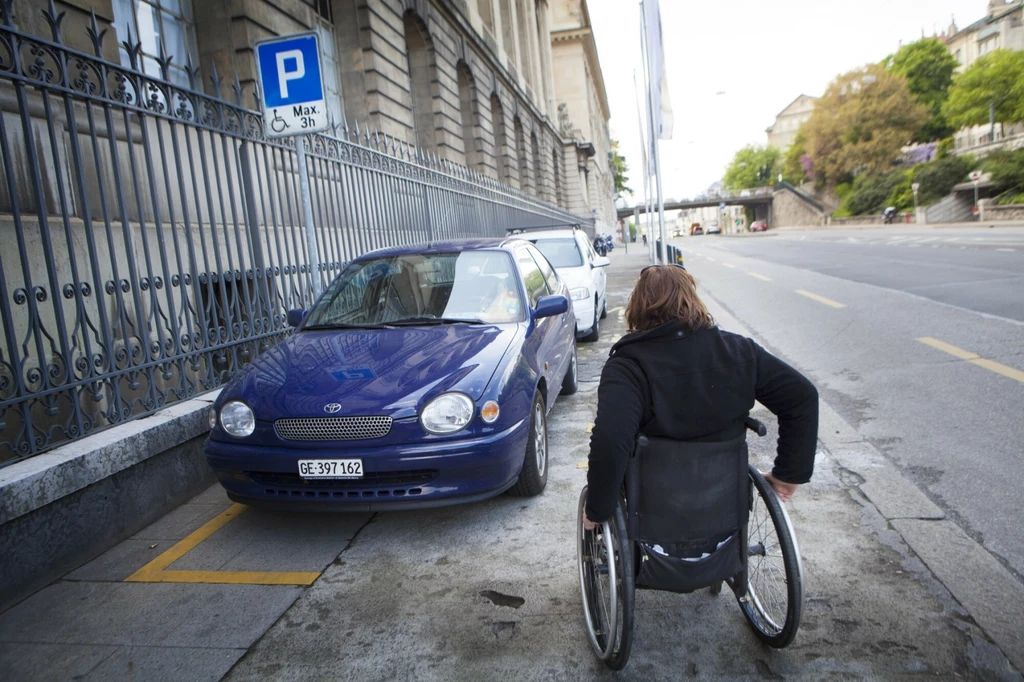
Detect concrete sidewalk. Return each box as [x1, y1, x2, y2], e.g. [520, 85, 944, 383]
[0, 248, 1019, 680]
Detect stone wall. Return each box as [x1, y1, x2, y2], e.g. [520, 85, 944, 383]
[827, 213, 917, 226]
[980, 201, 1024, 222]
[771, 187, 826, 228]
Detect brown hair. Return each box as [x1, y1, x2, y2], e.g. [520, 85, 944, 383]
[625, 265, 715, 333]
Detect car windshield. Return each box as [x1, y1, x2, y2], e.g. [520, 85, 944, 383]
[531, 238, 583, 268]
[303, 251, 525, 328]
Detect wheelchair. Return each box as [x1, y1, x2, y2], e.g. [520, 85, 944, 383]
[577, 417, 804, 670]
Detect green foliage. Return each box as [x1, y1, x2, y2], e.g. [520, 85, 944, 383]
[980, 148, 1024, 198]
[910, 155, 972, 204]
[627, 220, 637, 239]
[839, 171, 907, 215]
[783, 131, 809, 184]
[610, 139, 631, 196]
[804, 64, 928, 187]
[723, 145, 781, 191]
[998, 192, 1024, 205]
[944, 50, 1024, 129]
[888, 39, 957, 141]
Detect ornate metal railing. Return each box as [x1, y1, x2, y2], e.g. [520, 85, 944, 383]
[0, 1, 588, 465]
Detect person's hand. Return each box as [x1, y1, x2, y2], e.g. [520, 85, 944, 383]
[763, 471, 799, 503]
[583, 513, 598, 531]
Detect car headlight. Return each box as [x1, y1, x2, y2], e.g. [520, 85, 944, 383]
[220, 400, 255, 438]
[570, 287, 590, 301]
[420, 392, 474, 435]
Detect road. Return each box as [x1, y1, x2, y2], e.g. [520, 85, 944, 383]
[677, 227, 1024, 586]
[0, 241, 1021, 680]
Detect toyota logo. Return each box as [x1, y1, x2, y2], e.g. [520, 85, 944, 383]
[323, 403, 342, 414]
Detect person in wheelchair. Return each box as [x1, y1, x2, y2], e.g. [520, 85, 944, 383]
[584, 263, 817, 530]
[577, 263, 818, 668]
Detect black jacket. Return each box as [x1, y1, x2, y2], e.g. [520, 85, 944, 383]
[585, 321, 819, 522]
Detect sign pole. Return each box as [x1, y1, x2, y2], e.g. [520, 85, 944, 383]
[295, 136, 321, 299]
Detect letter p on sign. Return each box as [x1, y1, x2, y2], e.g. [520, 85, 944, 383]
[276, 50, 305, 99]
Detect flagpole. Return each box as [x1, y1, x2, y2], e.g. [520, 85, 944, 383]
[632, 69, 655, 264]
[640, 0, 669, 264]
[637, 15, 656, 263]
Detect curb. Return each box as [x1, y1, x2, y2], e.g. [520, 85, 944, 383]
[700, 288, 1024, 674]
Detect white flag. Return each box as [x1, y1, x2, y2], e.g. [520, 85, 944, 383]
[643, 0, 673, 140]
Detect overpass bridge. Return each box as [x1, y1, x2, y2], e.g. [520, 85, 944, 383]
[617, 186, 774, 220]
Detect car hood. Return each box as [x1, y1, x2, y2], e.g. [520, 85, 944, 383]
[555, 265, 591, 289]
[227, 324, 521, 420]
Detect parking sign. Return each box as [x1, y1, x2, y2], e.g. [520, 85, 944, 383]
[255, 33, 329, 137]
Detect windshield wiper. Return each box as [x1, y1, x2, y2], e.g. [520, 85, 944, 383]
[303, 322, 389, 330]
[385, 316, 488, 326]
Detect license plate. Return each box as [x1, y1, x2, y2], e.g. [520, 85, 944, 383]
[297, 459, 363, 479]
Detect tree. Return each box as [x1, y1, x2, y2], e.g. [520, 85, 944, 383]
[802, 64, 928, 187]
[944, 50, 1024, 130]
[888, 38, 957, 141]
[723, 145, 781, 191]
[609, 139, 631, 196]
[783, 130, 810, 185]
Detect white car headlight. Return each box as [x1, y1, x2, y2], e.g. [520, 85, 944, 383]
[420, 392, 474, 435]
[570, 287, 590, 301]
[220, 400, 255, 438]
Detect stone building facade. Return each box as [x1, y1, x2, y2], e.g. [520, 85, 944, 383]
[765, 94, 817, 152]
[33, 0, 612, 223]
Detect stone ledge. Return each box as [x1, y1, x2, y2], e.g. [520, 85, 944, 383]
[0, 390, 220, 526]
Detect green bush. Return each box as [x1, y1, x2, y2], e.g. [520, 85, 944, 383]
[981, 149, 1024, 198]
[839, 171, 907, 215]
[911, 155, 972, 205]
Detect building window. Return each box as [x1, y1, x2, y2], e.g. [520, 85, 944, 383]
[477, 0, 494, 32]
[956, 48, 963, 63]
[457, 62, 481, 170]
[515, 0, 533, 89]
[404, 12, 437, 151]
[112, 0, 199, 87]
[499, 0, 516, 68]
[314, 0, 346, 127]
[491, 94, 509, 183]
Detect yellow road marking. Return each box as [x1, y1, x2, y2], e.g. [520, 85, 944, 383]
[916, 337, 979, 360]
[586, 422, 594, 433]
[723, 263, 736, 269]
[606, 306, 623, 315]
[747, 272, 771, 281]
[795, 289, 846, 309]
[576, 461, 589, 470]
[125, 503, 321, 586]
[917, 337, 1024, 384]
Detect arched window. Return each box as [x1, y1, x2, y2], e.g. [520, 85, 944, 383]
[404, 12, 437, 151]
[457, 62, 481, 171]
[491, 94, 509, 183]
[531, 131, 542, 198]
[552, 148, 563, 206]
[514, 117, 528, 192]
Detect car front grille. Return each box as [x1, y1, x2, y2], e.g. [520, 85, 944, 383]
[273, 416, 393, 441]
[248, 470, 438, 489]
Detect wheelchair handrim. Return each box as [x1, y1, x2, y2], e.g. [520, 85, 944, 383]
[577, 489, 618, 660]
[744, 475, 801, 636]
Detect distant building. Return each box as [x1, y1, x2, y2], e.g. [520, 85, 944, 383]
[765, 95, 818, 151]
[938, 0, 1024, 71]
[937, 0, 1024, 155]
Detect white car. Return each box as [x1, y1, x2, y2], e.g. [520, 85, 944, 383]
[523, 228, 609, 342]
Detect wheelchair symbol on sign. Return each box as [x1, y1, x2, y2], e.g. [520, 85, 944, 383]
[270, 109, 290, 133]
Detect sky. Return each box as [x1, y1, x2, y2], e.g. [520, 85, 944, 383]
[587, 0, 988, 204]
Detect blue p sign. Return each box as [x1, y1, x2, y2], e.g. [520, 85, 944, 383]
[255, 33, 329, 137]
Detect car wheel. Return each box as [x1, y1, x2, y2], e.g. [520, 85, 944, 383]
[510, 392, 548, 497]
[583, 300, 600, 342]
[561, 342, 579, 396]
[600, 298, 607, 320]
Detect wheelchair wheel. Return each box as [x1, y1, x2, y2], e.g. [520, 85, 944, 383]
[577, 486, 634, 670]
[738, 468, 804, 648]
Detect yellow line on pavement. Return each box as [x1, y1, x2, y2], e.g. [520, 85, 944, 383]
[586, 422, 594, 433]
[916, 336, 979, 360]
[795, 289, 846, 309]
[917, 337, 1024, 384]
[747, 272, 771, 281]
[576, 461, 589, 470]
[722, 263, 736, 269]
[125, 503, 321, 585]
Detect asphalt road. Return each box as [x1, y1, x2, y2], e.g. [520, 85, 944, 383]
[2, 244, 1021, 680]
[678, 227, 1024, 588]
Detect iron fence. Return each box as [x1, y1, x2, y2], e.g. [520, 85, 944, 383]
[0, 2, 588, 465]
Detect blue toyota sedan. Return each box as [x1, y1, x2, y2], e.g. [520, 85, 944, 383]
[205, 238, 578, 510]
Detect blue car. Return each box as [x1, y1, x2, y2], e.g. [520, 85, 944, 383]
[205, 238, 578, 510]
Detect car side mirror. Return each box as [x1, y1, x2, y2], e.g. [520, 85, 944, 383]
[533, 294, 568, 319]
[287, 308, 307, 328]
[593, 256, 610, 268]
